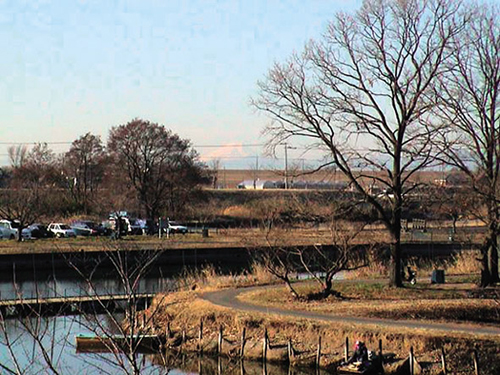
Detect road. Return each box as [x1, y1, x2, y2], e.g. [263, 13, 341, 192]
[202, 285, 500, 338]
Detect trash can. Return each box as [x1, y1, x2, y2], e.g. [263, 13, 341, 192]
[431, 269, 445, 284]
[202, 228, 209, 238]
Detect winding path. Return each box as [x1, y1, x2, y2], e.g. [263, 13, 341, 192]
[202, 285, 500, 338]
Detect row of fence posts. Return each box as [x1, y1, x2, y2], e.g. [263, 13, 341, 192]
[170, 320, 484, 374]
[408, 345, 481, 375]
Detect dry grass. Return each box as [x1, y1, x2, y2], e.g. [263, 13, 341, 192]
[175, 262, 278, 292]
[146, 288, 500, 375]
[445, 250, 481, 275]
[238, 281, 500, 325]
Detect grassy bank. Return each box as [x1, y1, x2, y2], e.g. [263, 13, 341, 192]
[146, 289, 499, 374]
[143, 260, 500, 375]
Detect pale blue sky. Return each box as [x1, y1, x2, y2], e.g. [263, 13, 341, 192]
[1, 0, 361, 167]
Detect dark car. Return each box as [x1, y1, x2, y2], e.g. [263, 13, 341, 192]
[28, 224, 54, 239]
[71, 221, 106, 236]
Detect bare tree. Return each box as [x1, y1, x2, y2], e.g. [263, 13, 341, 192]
[108, 118, 207, 220]
[8, 145, 28, 169]
[0, 143, 58, 241]
[433, 3, 500, 286]
[253, 0, 466, 287]
[63, 133, 107, 214]
[66, 248, 168, 374]
[0, 188, 44, 241]
[296, 220, 369, 298]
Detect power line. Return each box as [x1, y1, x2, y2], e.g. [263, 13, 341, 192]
[0, 141, 72, 145]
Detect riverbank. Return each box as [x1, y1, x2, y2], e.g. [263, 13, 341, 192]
[0, 224, 485, 255]
[146, 275, 500, 375]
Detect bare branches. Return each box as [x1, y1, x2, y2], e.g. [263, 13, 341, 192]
[254, 0, 465, 287]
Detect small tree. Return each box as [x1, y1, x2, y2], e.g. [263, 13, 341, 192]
[296, 220, 369, 298]
[0, 143, 57, 241]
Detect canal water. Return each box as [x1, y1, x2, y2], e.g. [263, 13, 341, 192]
[0, 314, 325, 374]
[0, 263, 335, 373]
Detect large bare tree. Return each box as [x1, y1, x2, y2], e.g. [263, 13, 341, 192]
[254, 0, 465, 287]
[107, 119, 207, 220]
[433, 3, 500, 286]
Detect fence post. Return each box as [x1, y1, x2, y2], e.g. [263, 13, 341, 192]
[316, 336, 322, 369]
[262, 328, 268, 363]
[378, 339, 384, 371]
[344, 337, 349, 363]
[240, 327, 246, 358]
[288, 339, 293, 362]
[166, 321, 171, 338]
[198, 319, 203, 355]
[441, 347, 447, 374]
[409, 346, 414, 375]
[218, 325, 224, 355]
[473, 349, 480, 375]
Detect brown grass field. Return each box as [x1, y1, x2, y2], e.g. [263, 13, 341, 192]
[143, 256, 500, 375]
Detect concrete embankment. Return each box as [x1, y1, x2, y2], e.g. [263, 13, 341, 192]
[0, 241, 471, 282]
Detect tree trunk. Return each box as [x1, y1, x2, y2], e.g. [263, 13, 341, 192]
[479, 236, 492, 287]
[389, 184, 403, 288]
[389, 239, 403, 287]
[284, 278, 300, 299]
[488, 231, 499, 283]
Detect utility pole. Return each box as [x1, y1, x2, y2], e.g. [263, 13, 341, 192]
[283, 143, 296, 189]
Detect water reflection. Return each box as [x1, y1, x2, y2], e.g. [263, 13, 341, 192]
[0, 314, 166, 374]
[0, 276, 175, 300]
[1, 314, 337, 375]
[163, 355, 333, 375]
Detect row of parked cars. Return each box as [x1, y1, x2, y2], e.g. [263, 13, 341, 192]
[0, 217, 189, 240]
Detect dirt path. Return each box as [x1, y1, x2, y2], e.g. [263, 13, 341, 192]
[202, 285, 500, 338]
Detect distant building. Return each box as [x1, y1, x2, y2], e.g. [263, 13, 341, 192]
[236, 179, 347, 190]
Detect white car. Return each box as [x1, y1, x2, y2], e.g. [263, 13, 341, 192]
[48, 223, 76, 238]
[166, 221, 188, 235]
[0, 220, 19, 240]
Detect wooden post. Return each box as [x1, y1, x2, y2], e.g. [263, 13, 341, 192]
[240, 327, 246, 358]
[240, 359, 246, 375]
[316, 336, 322, 369]
[198, 319, 203, 354]
[218, 325, 224, 355]
[344, 337, 349, 363]
[218, 356, 223, 375]
[409, 347, 414, 375]
[288, 339, 293, 362]
[473, 349, 480, 375]
[182, 329, 186, 344]
[378, 339, 384, 372]
[262, 328, 268, 363]
[441, 347, 447, 374]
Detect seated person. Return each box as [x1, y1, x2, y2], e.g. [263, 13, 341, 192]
[347, 341, 369, 364]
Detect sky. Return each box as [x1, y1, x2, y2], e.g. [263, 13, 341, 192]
[0, 0, 362, 168]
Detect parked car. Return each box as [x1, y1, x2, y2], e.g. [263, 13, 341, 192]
[71, 221, 105, 236]
[0, 220, 18, 239]
[48, 223, 76, 238]
[127, 218, 146, 235]
[27, 224, 54, 239]
[162, 221, 188, 235]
